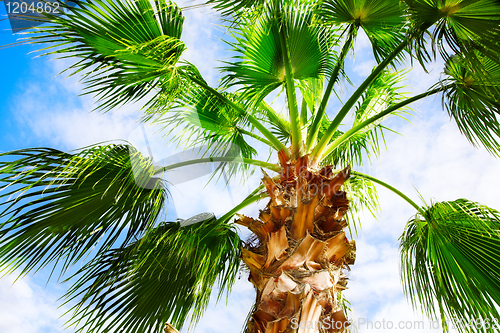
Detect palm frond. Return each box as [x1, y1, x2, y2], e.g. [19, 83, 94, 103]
[253, 100, 292, 144]
[0, 144, 166, 277]
[220, 0, 335, 103]
[320, 0, 407, 63]
[343, 175, 380, 236]
[25, 0, 186, 112]
[22, 1, 288, 155]
[297, 77, 325, 117]
[322, 128, 382, 167]
[159, 87, 250, 149]
[404, 0, 500, 67]
[353, 69, 409, 126]
[156, 85, 259, 180]
[64, 216, 242, 333]
[207, 0, 266, 16]
[400, 199, 500, 332]
[441, 54, 500, 156]
[207, 0, 320, 19]
[322, 70, 409, 166]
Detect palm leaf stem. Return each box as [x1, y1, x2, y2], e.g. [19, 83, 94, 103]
[277, 7, 302, 156]
[352, 171, 421, 212]
[323, 84, 453, 157]
[239, 128, 273, 146]
[307, 26, 356, 150]
[182, 70, 289, 155]
[218, 185, 266, 223]
[311, 38, 410, 163]
[260, 101, 291, 136]
[154, 157, 280, 175]
[300, 98, 308, 128]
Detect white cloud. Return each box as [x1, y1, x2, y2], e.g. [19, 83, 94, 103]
[0, 273, 69, 333]
[354, 30, 371, 54]
[405, 58, 445, 95]
[353, 59, 377, 77]
[183, 278, 256, 333]
[181, 6, 223, 86]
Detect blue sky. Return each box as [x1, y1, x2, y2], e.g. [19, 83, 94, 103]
[1, 1, 500, 333]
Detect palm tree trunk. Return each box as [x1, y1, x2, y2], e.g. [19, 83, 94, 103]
[238, 153, 355, 333]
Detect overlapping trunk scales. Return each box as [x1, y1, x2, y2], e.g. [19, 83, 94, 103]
[238, 154, 355, 333]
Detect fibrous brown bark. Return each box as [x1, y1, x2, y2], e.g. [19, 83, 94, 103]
[238, 153, 355, 333]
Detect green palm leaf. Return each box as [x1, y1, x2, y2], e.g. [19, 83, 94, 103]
[400, 199, 500, 332]
[322, 70, 409, 166]
[207, 0, 319, 18]
[221, 0, 334, 102]
[20, 1, 287, 154]
[156, 86, 260, 180]
[320, 0, 407, 63]
[343, 175, 380, 236]
[207, 0, 265, 16]
[441, 54, 500, 156]
[404, 0, 500, 65]
[297, 76, 326, 118]
[64, 216, 242, 333]
[26, 0, 186, 112]
[257, 103, 292, 144]
[323, 127, 384, 167]
[0, 144, 166, 276]
[160, 87, 252, 150]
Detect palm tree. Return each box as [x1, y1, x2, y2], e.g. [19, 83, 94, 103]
[1, 0, 499, 332]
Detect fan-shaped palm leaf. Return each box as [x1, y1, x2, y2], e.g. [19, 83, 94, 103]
[0, 144, 166, 277]
[64, 216, 242, 333]
[404, 0, 500, 66]
[441, 54, 500, 156]
[320, 0, 407, 63]
[400, 199, 500, 332]
[343, 175, 380, 236]
[221, 0, 334, 103]
[253, 100, 292, 144]
[321, 69, 409, 165]
[23, 1, 286, 153]
[156, 85, 269, 180]
[160, 88, 255, 150]
[26, 0, 186, 112]
[207, 0, 320, 19]
[207, 0, 266, 16]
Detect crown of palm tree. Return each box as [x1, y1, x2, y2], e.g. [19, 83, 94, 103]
[1, 0, 500, 332]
